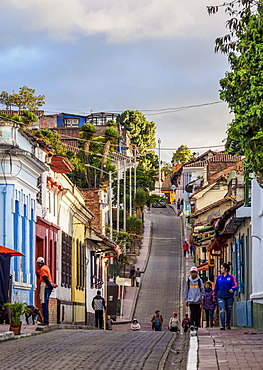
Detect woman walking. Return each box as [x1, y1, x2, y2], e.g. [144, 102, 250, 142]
[202, 281, 216, 327]
[213, 263, 238, 330]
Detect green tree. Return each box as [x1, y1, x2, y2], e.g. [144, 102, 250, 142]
[0, 91, 13, 109]
[134, 188, 147, 219]
[120, 110, 157, 170]
[172, 145, 192, 165]
[0, 86, 45, 110]
[126, 215, 143, 253]
[207, 0, 259, 54]
[209, 0, 263, 182]
[161, 161, 173, 176]
[33, 129, 67, 155]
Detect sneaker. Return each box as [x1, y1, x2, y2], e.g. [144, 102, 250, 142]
[220, 327, 225, 330]
[227, 326, 231, 330]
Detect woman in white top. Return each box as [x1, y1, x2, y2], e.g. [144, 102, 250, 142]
[131, 319, 141, 331]
[168, 312, 179, 332]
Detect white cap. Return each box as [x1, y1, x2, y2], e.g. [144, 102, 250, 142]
[36, 257, 45, 264]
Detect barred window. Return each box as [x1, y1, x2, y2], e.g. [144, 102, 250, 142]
[36, 175, 42, 205]
[61, 232, 72, 288]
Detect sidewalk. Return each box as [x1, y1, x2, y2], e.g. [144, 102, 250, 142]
[181, 220, 263, 370]
[197, 326, 263, 369]
[116, 216, 152, 322]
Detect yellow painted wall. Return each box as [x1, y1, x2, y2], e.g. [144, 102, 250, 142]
[74, 305, 85, 323]
[195, 188, 227, 211]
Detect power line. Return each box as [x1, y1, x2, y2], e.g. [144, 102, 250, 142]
[42, 100, 224, 116]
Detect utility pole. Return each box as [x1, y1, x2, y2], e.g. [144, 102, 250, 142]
[158, 138, 162, 192]
[117, 160, 120, 233]
[129, 159, 132, 216]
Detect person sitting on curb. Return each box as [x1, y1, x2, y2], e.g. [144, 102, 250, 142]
[182, 314, 191, 333]
[131, 319, 141, 331]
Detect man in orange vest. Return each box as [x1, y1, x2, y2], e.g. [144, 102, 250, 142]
[36, 257, 57, 325]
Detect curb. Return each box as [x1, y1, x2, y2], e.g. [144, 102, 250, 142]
[0, 324, 100, 342]
[0, 331, 15, 341]
[187, 336, 198, 370]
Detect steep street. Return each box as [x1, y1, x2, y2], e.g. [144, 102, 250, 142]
[134, 207, 182, 328]
[0, 207, 187, 370]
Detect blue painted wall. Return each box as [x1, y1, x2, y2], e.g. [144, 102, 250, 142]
[0, 185, 35, 305]
[57, 114, 86, 128]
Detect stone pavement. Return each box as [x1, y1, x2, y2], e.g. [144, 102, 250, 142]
[197, 326, 263, 369]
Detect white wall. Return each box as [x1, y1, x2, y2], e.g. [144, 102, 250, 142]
[250, 178, 263, 303]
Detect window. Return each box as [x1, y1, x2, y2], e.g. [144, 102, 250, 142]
[61, 232, 72, 287]
[90, 251, 103, 289]
[76, 240, 85, 290]
[64, 118, 80, 127]
[36, 175, 42, 205]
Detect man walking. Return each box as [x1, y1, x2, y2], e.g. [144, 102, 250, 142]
[36, 257, 57, 325]
[183, 241, 189, 257]
[184, 266, 204, 334]
[135, 268, 141, 287]
[92, 290, 106, 329]
[129, 266, 136, 287]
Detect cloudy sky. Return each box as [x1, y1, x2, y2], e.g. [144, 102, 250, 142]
[0, 0, 232, 162]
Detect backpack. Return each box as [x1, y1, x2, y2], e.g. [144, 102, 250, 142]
[155, 317, 161, 327]
[187, 278, 202, 291]
[182, 318, 190, 329]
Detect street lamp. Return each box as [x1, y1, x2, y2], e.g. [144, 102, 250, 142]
[85, 164, 113, 240]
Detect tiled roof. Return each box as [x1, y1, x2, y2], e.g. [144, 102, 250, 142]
[209, 160, 244, 183]
[185, 153, 243, 168]
[190, 197, 235, 218]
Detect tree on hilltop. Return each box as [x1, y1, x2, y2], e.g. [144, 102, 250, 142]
[172, 145, 192, 165]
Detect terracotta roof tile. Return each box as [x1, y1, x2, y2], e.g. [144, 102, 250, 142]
[190, 197, 235, 218]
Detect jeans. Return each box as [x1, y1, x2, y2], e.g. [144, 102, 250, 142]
[42, 287, 52, 324]
[95, 310, 104, 329]
[217, 296, 234, 327]
[205, 309, 215, 323]
[155, 326, 162, 331]
[189, 304, 201, 328]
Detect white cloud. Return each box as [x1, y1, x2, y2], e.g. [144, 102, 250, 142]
[3, 0, 228, 43]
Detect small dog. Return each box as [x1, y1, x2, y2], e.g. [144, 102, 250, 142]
[25, 305, 42, 325]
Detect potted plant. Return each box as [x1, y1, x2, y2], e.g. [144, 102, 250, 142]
[4, 302, 30, 335]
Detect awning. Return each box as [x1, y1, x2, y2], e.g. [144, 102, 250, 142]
[86, 229, 122, 256]
[0, 246, 25, 257]
[197, 262, 208, 271]
[207, 236, 228, 252]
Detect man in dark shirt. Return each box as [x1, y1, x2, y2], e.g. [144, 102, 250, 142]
[129, 266, 136, 287]
[92, 290, 106, 329]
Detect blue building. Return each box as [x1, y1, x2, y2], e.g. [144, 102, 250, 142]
[0, 119, 48, 305]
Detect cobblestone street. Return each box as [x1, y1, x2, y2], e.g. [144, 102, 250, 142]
[0, 329, 176, 370]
